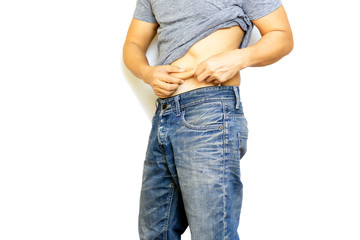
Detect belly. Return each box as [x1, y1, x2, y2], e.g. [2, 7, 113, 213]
[169, 25, 245, 96]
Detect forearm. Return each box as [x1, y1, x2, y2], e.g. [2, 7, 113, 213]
[243, 30, 293, 68]
[123, 42, 151, 84]
[193, 5, 293, 83]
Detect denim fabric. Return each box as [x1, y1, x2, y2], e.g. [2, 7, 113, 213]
[138, 86, 248, 240]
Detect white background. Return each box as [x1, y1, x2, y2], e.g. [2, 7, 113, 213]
[0, 0, 359, 239]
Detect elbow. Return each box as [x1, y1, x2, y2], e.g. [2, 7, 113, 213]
[275, 28, 294, 57]
[287, 37, 294, 55]
[122, 47, 129, 69]
[284, 30, 294, 56]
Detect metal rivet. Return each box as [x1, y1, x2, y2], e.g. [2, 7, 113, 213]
[219, 126, 224, 130]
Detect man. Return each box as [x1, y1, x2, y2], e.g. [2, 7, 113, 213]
[123, 0, 293, 239]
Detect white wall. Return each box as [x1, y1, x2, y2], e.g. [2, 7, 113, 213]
[0, 0, 359, 239]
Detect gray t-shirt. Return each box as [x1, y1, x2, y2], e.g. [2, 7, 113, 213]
[133, 0, 282, 66]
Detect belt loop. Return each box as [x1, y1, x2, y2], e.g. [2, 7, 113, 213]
[174, 95, 181, 117]
[233, 86, 240, 110]
[155, 99, 159, 113]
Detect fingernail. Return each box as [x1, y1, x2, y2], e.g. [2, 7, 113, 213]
[179, 68, 185, 72]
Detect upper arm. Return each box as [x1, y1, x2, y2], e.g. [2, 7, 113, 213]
[124, 18, 159, 52]
[251, 5, 292, 38]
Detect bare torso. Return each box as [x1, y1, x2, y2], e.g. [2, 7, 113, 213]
[168, 25, 245, 96]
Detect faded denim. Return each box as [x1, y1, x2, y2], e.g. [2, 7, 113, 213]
[139, 86, 248, 240]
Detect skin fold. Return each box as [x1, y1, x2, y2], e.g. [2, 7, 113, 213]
[123, 5, 293, 98]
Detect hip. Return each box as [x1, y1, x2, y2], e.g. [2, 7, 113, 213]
[153, 85, 249, 160]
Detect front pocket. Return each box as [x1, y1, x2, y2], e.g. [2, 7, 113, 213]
[181, 101, 224, 130]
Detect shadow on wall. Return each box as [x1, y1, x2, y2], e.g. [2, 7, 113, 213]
[121, 63, 157, 120]
[121, 36, 159, 121]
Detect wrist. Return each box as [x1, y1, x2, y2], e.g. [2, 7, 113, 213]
[233, 48, 254, 69]
[139, 65, 152, 84]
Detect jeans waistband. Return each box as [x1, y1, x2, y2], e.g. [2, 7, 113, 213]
[155, 86, 242, 116]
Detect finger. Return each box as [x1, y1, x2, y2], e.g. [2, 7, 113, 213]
[164, 65, 185, 73]
[156, 90, 173, 98]
[196, 70, 211, 82]
[158, 81, 179, 91]
[157, 87, 176, 98]
[169, 68, 195, 80]
[194, 63, 206, 78]
[162, 75, 185, 85]
[213, 79, 221, 85]
[205, 75, 217, 83]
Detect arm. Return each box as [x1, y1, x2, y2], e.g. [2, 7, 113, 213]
[123, 18, 185, 98]
[245, 4, 294, 67]
[123, 18, 158, 80]
[194, 5, 293, 84]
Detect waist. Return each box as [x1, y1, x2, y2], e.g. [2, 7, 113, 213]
[169, 26, 244, 79]
[168, 66, 240, 97]
[168, 51, 241, 96]
[167, 27, 244, 96]
[156, 86, 242, 113]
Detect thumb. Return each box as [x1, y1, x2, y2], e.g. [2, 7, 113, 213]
[164, 65, 185, 73]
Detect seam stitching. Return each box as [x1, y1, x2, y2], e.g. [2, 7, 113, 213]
[162, 185, 175, 240]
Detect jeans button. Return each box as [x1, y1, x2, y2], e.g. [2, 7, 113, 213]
[162, 104, 168, 110]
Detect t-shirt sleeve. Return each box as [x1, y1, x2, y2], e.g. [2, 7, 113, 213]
[242, 0, 282, 20]
[133, 0, 157, 23]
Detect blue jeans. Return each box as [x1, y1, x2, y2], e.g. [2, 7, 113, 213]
[139, 86, 248, 240]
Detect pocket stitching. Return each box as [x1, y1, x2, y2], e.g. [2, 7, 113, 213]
[181, 110, 223, 130]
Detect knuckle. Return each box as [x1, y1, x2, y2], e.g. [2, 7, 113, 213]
[171, 78, 180, 84]
[154, 72, 161, 78]
[152, 81, 159, 87]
